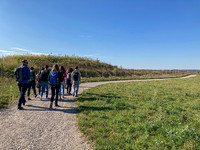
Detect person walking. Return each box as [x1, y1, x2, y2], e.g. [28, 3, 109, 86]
[66, 68, 73, 95]
[40, 65, 49, 100]
[27, 67, 37, 100]
[59, 66, 66, 99]
[36, 67, 44, 95]
[49, 64, 62, 108]
[71, 66, 81, 97]
[15, 59, 30, 110]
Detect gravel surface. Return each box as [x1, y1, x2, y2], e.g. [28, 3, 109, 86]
[0, 75, 196, 150]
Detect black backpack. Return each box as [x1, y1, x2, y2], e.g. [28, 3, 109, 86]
[73, 71, 79, 81]
[41, 70, 49, 81]
[14, 66, 24, 82]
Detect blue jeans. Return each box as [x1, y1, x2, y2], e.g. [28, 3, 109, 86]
[18, 84, 28, 107]
[59, 80, 65, 96]
[40, 81, 49, 98]
[73, 81, 79, 97]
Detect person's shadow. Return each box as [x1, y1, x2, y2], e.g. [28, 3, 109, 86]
[24, 104, 78, 114]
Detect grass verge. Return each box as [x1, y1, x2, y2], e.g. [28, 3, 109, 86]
[77, 75, 200, 149]
[0, 78, 19, 109]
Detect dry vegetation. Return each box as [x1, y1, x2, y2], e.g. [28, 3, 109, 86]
[0, 55, 194, 78]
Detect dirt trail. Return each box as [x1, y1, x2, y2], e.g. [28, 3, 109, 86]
[0, 75, 196, 150]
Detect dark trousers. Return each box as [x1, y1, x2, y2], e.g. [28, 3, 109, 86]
[50, 84, 60, 105]
[67, 80, 72, 94]
[27, 80, 37, 97]
[18, 84, 28, 107]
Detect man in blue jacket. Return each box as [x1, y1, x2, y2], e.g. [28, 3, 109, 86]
[17, 59, 30, 110]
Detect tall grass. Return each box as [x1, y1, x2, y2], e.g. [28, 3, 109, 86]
[77, 75, 200, 149]
[0, 55, 194, 78]
[0, 78, 19, 109]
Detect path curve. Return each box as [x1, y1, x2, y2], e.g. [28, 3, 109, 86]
[0, 75, 196, 150]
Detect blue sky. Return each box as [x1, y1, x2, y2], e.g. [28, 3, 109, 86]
[0, 0, 199, 69]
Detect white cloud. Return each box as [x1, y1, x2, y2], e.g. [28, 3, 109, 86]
[11, 47, 49, 55]
[11, 47, 30, 52]
[0, 50, 15, 53]
[0, 50, 16, 55]
[29, 52, 49, 55]
[0, 48, 49, 56]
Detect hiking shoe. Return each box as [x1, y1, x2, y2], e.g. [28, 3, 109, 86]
[49, 102, 53, 108]
[62, 95, 64, 98]
[35, 94, 38, 98]
[28, 98, 31, 100]
[40, 97, 42, 101]
[18, 106, 24, 110]
[55, 104, 60, 107]
[72, 93, 74, 96]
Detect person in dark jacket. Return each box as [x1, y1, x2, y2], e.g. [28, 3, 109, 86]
[71, 66, 81, 97]
[66, 68, 73, 95]
[17, 59, 30, 110]
[40, 65, 49, 100]
[27, 67, 37, 100]
[59, 66, 66, 99]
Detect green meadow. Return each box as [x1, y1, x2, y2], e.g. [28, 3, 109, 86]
[77, 75, 200, 149]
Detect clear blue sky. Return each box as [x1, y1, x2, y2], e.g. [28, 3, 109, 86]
[0, 0, 199, 69]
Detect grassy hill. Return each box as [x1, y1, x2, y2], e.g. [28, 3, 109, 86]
[0, 55, 194, 79]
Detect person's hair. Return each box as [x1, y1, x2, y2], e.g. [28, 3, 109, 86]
[60, 66, 66, 72]
[22, 59, 28, 63]
[55, 64, 59, 72]
[75, 66, 78, 69]
[67, 68, 73, 73]
[30, 67, 34, 70]
[51, 65, 56, 72]
[44, 65, 49, 70]
[41, 67, 44, 70]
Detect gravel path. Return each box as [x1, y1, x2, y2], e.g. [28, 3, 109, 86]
[0, 75, 196, 150]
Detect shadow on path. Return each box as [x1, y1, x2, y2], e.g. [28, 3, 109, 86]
[25, 104, 78, 114]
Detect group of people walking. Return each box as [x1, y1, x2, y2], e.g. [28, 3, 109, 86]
[15, 59, 81, 110]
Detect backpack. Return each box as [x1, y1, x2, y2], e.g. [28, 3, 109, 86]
[41, 70, 49, 81]
[73, 71, 79, 81]
[67, 73, 71, 80]
[50, 72, 59, 85]
[36, 71, 42, 81]
[29, 71, 34, 81]
[14, 66, 24, 82]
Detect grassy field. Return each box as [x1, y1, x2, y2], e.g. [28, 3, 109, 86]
[77, 75, 200, 149]
[0, 78, 19, 109]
